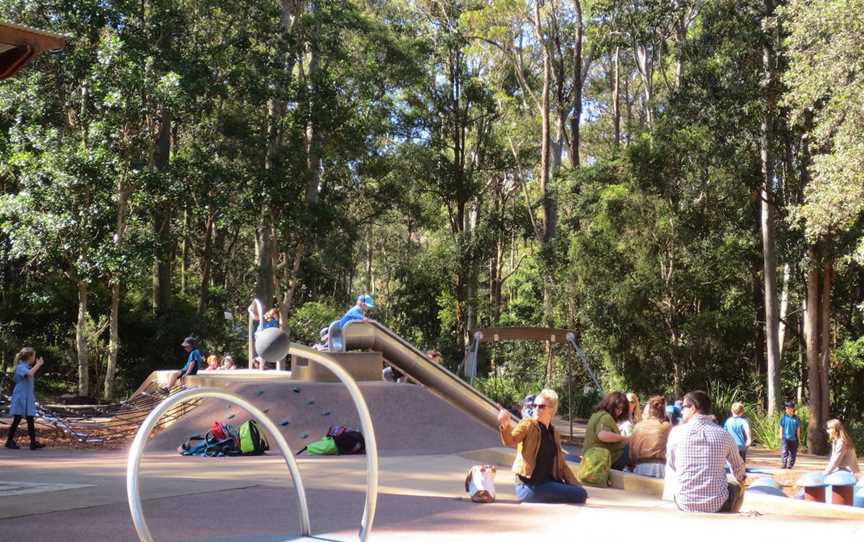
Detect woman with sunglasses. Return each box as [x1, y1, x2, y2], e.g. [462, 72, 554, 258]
[497, 389, 588, 503]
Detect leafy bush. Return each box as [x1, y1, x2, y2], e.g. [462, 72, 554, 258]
[287, 302, 341, 346]
[708, 381, 743, 426]
[749, 405, 809, 450]
[475, 376, 536, 412]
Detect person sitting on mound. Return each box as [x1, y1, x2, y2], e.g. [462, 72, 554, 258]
[204, 354, 221, 371]
[629, 395, 671, 478]
[666, 390, 746, 513]
[166, 337, 203, 390]
[497, 389, 587, 504]
[583, 391, 631, 471]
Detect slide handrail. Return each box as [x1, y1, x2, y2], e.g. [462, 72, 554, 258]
[341, 320, 518, 429]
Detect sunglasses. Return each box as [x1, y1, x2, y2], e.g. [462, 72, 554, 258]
[531, 403, 549, 410]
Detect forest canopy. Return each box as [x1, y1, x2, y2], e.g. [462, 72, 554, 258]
[0, 0, 862, 454]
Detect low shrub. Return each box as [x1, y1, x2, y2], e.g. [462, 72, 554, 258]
[748, 405, 809, 450]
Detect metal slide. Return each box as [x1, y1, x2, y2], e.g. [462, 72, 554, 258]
[340, 320, 518, 429]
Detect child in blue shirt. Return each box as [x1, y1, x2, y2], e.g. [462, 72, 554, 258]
[5, 347, 46, 450]
[165, 336, 203, 390]
[723, 402, 752, 461]
[779, 401, 801, 469]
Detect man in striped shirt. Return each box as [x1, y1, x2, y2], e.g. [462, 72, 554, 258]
[666, 390, 747, 513]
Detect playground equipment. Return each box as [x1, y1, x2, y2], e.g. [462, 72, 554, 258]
[339, 320, 519, 430]
[462, 327, 603, 438]
[0, 371, 196, 447]
[126, 337, 380, 542]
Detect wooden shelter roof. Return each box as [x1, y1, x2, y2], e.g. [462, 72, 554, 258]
[0, 21, 66, 80]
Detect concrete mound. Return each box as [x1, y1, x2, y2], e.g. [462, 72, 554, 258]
[147, 377, 499, 456]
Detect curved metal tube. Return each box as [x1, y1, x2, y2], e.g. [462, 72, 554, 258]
[126, 387, 311, 542]
[287, 343, 379, 542]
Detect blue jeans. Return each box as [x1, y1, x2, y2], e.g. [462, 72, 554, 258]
[515, 478, 588, 504]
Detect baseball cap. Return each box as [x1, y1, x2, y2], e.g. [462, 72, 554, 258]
[358, 294, 375, 308]
[181, 336, 198, 347]
[784, 401, 795, 408]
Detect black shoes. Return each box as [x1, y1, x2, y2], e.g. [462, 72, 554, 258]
[5, 440, 46, 450]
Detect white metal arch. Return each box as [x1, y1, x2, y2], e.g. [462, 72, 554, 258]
[127, 342, 379, 542]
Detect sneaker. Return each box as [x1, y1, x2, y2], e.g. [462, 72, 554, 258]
[5, 441, 20, 449]
[29, 442, 45, 450]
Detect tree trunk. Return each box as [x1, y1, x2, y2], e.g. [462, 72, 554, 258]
[805, 243, 829, 454]
[76, 280, 90, 397]
[820, 242, 832, 423]
[778, 263, 790, 357]
[753, 271, 767, 391]
[612, 46, 621, 148]
[104, 177, 130, 400]
[760, 0, 781, 413]
[568, 0, 584, 167]
[633, 44, 654, 129]
[255, 208, 274, 306]
[198, 211, 214, 314]
[180, 206, 190, 295]
[365, 228, 373, 294]
[152, 110, 172, 315]
[212, 226, 226, 290]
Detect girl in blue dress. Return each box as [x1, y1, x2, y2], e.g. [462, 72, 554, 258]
[5, 347, 45, 450]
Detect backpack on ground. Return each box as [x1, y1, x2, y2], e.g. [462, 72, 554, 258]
[239, 419, 269, 455]
[575, 446, 611, 487]
[306, 436, 339, 455]
[327, 425, 365, 455]
[464, 464, 496, 503]
[178, 433, 239, 457]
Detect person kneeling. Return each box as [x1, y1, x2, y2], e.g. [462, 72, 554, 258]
[497, 389, 587, 504]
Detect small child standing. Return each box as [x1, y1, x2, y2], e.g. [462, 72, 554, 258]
[5, 347, 46, 450]
[779, 401, 801, 469]
[723, 402, 752, 461]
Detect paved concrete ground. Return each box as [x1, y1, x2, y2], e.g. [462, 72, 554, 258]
[1, 445, 861, 541]
[2, 374, 861, 540]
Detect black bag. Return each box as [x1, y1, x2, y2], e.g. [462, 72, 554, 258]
[327, 425, 365, 455]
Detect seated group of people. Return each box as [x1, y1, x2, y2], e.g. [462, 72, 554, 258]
[498, 389, 743, 510]
[499, 388, 860, 513]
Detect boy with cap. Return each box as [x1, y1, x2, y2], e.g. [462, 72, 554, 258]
[165, 336, 203, 390]
[318, 294, 376, 350]
[336, 294, 375, 328]
[779, 401, 801, 469]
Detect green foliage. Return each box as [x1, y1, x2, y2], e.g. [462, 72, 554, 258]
[287, 302, 340, 346]
[708, 382, 743, 426]
[474, 376, 536, 411]
[749, 405, 809, 451]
